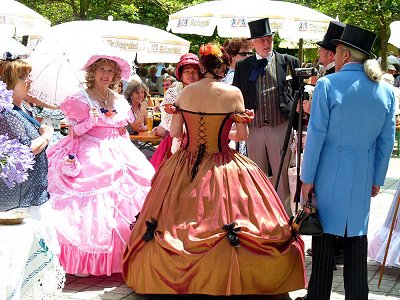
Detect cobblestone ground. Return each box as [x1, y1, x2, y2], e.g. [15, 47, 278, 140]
[59, 157, 400, 300]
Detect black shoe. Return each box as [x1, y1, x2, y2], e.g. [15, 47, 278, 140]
[295, 296, 308, 300]
[306, 248, 312, 256]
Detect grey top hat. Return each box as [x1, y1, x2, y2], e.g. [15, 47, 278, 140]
[316, 21, 345, 53]
[247, 18, 275, 40]
[331, 24, 377, 58]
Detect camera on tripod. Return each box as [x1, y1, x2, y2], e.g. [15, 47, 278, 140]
[294, 67, 318, 79]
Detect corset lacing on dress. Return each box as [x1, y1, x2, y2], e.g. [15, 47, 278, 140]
[190, 114, 208, 182]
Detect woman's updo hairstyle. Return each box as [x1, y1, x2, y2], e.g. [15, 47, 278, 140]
[199, 43, 230, 79]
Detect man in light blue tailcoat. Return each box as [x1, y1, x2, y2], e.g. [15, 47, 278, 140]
[298, 24, 396, 300]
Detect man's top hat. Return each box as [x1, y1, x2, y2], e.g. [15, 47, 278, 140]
[247, 18, 275, 40]
[331, 24, 377, 58]
[316, 21, 345, 53]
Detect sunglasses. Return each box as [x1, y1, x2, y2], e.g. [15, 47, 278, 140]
[237, 52, 253, 56]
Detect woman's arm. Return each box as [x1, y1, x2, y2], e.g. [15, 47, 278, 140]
[129, 101, 148, 132]
[31, 124, 54, 155]
[229, 89, 249, 141]
[71, 108, 99, 136]
[169, 113, 184, 138]
[26, 95, 59, 110]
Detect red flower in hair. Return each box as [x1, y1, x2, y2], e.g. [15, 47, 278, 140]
[199, 44, 222, 57]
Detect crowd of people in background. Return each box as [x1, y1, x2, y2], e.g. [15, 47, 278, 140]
[1, 15, 400, 300]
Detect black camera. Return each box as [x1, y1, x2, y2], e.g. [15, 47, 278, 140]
[294, 67, 318, 78]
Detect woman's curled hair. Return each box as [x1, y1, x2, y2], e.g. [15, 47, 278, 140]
[199, 43, 230, 79]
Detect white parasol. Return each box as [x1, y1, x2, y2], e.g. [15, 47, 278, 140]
[28, 31, 132, 106]
[167, 0, 335, 45]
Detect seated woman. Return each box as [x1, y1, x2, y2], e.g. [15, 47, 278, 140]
[46, 53, 155, 276]
[124, 79, 149, 135]
[0, 54, 59, 253]
[122, 44, 306, 296]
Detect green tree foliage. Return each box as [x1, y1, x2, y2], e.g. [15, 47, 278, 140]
[292, 0, 400, 70]
[19, 0, 400, 68]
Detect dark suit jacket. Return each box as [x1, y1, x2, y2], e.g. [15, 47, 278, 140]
[232, 51, 300, 118]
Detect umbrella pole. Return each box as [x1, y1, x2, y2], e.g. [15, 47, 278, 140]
[66, 57, 94, 109]
[378, 191, 400, 288]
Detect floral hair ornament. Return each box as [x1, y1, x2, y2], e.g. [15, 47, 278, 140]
[0, 81, 14, 112]
[2, 52, 20, 61]
[199, 44, 222, 57]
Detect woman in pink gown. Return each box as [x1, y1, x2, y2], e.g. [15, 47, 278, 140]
[47, 54, 155, 276]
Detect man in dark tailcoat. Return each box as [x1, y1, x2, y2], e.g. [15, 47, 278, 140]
[233, 17, 299, 215]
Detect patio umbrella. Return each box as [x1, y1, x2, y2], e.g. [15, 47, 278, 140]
[37, 20, 190, 64]
[0, 37, 30, 58]
[0, 0, 51, 37]
[28, 30, 132, 106]
[167, 0, 334, 44]
[388, 21, 400, 48]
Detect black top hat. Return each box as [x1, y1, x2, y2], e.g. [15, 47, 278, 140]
[331, 24, 377, 58]
[248, 18, 275, 40]
[316, 21, 345, 53]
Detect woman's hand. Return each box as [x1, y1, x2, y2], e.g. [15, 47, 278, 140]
[39, 124, 54, 141]
[153, 126, 167, 137]
[139, 101, 148, 115]
[301, 183, 314, 202]
[245, 109, 254, 118]
[371, 185, 380, 197]
[31, 124, 54, 155]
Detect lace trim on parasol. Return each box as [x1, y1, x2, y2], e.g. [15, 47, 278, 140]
[24, 262, 65, 300]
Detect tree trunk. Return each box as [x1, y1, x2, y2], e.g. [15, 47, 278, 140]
[380, 22, 388, 71]
[298, 38, 304, 65]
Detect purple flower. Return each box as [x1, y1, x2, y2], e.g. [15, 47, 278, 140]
[0, 81, 13, 112]
[0, 134, 35, 188]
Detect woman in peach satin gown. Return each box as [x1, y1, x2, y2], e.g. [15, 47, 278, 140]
[122, 44, 306, 296]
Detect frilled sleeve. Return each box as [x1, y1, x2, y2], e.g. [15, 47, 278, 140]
[60, 94, 91, 124]
[60, 93, 98, 136]
[230, 109, 254, 123]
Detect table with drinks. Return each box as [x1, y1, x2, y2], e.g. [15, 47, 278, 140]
[130, 106, 162, 148]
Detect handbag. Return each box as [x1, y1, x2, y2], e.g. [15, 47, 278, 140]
[60, 133, 82, 177]
[290, 196, 323, 236]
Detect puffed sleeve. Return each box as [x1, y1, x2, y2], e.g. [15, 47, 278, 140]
[60, 93, 98, 136]
[230, 109, 254, 123]
[60, 94, 91, 124]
